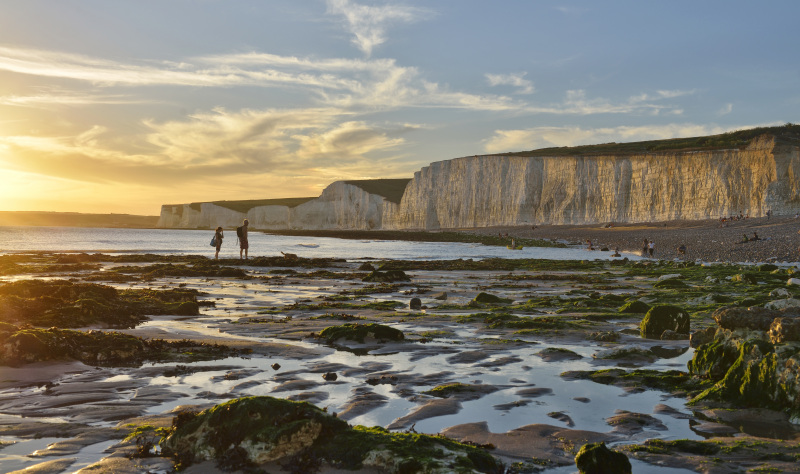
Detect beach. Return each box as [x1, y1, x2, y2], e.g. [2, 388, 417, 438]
[1, 234, 799, 473]
[466, 216, 800, 264]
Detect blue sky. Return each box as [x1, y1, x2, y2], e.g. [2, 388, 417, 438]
[0, 0, 798, 214]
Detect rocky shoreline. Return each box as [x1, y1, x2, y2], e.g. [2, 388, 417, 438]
[465, 216, 800, 264]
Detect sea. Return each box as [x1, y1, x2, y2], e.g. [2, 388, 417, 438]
[0, 225, 643, 261]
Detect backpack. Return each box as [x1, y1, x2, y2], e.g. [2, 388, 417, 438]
[236, 226, 244, 239]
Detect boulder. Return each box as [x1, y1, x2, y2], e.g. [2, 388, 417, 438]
[712, 306, 775, 331]
[658, 274, 683, 281]
[574, 442, 631, 474]
[690, 326, 716, 348]
[764, 298, 800, 310]
[618, 300, 650, 313]
[788, 278, 800, 286]
[640, 305, 689, 339]
[431, 292, 448, 301]
[768, 316, 800, 343]
[769, 287, 791, 298]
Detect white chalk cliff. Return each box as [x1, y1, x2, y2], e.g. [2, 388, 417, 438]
[158, 133, 800, 230]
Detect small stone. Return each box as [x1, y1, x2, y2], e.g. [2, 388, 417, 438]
[431, 292, 448, 300]
[322, 372, 338, 381]
[271, 363, 281, 370]
[409, 297, 422, 310]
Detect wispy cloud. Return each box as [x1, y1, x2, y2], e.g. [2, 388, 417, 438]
[718, 103, 733, 116]
[486, 72, 534, 94]
[483, 123, 736, 154]
[325, 0, 429, 57]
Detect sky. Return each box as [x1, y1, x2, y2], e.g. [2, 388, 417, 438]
[0, 0, 798, 215]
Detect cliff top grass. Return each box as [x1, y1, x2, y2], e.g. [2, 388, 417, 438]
[504, 123, 800, 157]
[179, 197, 317, 213]
[343, 178, 412, 204]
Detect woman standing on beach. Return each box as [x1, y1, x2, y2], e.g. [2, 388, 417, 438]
[214, 226, 224, 260]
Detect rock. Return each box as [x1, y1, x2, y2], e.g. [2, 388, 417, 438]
[764, 298, 800, 310]
[770, 287, 791, 298]
[712, 306, 776, 331]
[271, 363, 281, 370]
[690, 326, 716, 348]
[660, 329, 689, 340]
[357, 263, 375, 271]
[322, 372, 338, 381]
[362, 270, 410, 283]
[574, 442, 631, 474]
[658, 274, 683, 281]
[640, 305, 690, 339]
[409, 297, 422, 310]
[471, 292, 512, 305]
[768, 316, 800, 343]
[788, 278, 800, 286]
[430, 292, 447, 300]
[547, 411, 575, 427]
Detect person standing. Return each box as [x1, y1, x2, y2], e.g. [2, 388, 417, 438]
[648, 240, 655, 257]
[239, 219, 249, 260]
[641, 239, 649, 257]
[214, 226, 224, 260]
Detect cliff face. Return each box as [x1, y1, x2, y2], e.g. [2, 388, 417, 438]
[158, 135, 800, 230]
[157, 181, 399, 230]
[391, 136, 800, 228]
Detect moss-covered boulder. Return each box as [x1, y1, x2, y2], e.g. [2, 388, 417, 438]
[712, 306, 777, 331]
[618, 300, 650, 314]
[362, 270, 410, 283]
[162, 396, 502, 473]
[640, 305, 689, 339]
[318, 323, 404, 343]
[653, 279, 688, 289]
[471, 292, 512, 305]
[574, 442, 631, 474]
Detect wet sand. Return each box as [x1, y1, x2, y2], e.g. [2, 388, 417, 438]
[464, 216, 800, 263]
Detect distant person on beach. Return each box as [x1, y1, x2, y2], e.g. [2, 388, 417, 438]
[238, 219, 249, 260]
[214, 226, 224, 260]
[648, 240, 655, 257]
[642, 239, 649, 257]
[742, 234, 749, 243]
[612, 247, 621, 257]
[766, 209, 772, 219]
[752, 232, 760, 241]
[677, 244, 686, 255]
[586, 239, 593, 250]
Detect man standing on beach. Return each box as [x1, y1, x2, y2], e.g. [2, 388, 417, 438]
[239, 219, 249, 260]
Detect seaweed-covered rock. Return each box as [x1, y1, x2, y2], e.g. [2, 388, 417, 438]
[640, 305, 689, 339]
[471, 292, 512, 305]
[574, 442, 631, 474]
[162, 396, 502, 473]
[689, 326, 716, 348]
[618, 300, 650, 314]
[653, 279, 688, 289]
[409, 297, 422, 310]
[318, 323, 404, 343]
[712, 306, 776, 331]
[362, 270, 410, 283]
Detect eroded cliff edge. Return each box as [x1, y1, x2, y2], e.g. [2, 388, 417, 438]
[158, 130, 800, 230]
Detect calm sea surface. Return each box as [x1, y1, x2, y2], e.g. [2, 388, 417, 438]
[0, 226, 641, 261]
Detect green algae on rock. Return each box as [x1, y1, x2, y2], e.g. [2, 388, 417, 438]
[639, 305, 690, 339]
[561, 368, 710, 396]
[0, 325, 242, 366]
[161, 396, 502, 473]
[618, 300, 650, 314]
[0, 280, 201, 328]
[318, 323, 405, 343]
[574, 442, 631, 474]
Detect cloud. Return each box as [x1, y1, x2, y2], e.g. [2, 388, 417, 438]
[483, 123, 738, 154]
[718, 103, 733, 116]
[325, 0, 429, 56]
[486, 72, 534, 94]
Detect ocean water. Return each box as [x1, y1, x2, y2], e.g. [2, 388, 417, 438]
[0, 226, 643, 261]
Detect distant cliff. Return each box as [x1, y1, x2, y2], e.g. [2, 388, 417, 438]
[158, 126, 800, 230]
[157, 179, 409, 230]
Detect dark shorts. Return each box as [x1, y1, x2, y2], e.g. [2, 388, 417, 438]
[240, 238, 249, 250]
[215, 240, 222, 251]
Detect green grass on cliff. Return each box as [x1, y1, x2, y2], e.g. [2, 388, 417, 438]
[505, 123, 800, 157]
[344, 179, 412, 204]
[186, 198, 317, 213]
